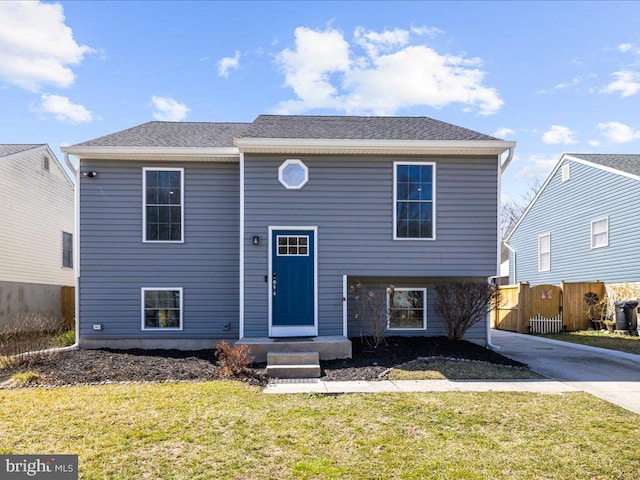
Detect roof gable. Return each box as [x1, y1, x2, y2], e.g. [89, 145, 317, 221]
[505, 152, 640, 242]
[0, 144, 45, 158]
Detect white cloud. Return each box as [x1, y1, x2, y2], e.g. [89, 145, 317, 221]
[410, 25, 443, 37]
[514, 154, 558, 180]
[600, 71, 640, 97]
[494, 127, 514, 138]
[151, 96, 190, 121]
[37, 94, 93, 123]
[618, 43, 633, 53]
[275, 26, 503, 116]
[597, 121, 640, 143]
[218, 51, 240, 78]
[588, 139, 601, 147]
[0, 1, 93, 91]
[542, 125, 577, 145]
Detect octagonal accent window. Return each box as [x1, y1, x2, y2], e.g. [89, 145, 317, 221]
[278, 159, 308, 189]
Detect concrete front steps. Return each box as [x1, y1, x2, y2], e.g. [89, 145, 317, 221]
[266, 351, 321, 379]
[235, 335, 352, 363]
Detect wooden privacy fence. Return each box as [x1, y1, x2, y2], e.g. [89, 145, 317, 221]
[491, 281, 605, 333]
[61, 286, 75, 330]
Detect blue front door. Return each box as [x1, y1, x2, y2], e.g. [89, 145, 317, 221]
[270, 229, 316, 336]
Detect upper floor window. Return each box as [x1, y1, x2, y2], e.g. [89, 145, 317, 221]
[538, 233, 551, 272]
[62, 232, 73, 268]
[143, 168, 184, 242]
[278, 159, 308, 189]
[394, 162, 435, 239]
[43, 156, 50, 171]
[591, 217, 609, 249]
[561, 164, 570, 182]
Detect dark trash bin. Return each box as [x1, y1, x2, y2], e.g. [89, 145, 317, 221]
[614, 300, 638, 332]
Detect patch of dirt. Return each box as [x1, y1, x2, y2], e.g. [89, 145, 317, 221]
[0, 337, 526, 387]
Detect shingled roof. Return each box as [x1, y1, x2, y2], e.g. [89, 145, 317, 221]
[0, 144, 44, 158]
[240, 115, 499, 141]
[73, 122, 250, 148]
[70, 115, 501, 149]
[569, 153, 640, 178]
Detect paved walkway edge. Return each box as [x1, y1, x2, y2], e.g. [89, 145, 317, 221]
[263, 379, 581, 394]
[494, 330, 640, 362]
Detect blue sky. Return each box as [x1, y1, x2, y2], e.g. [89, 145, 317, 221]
[0, 1, 638, 202]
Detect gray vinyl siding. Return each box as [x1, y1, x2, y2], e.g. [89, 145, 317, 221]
[345, 276, 487, 342]
[79, 160, 239, 340]
[508, 159, 640, 285]
[243, 154, 498, 338]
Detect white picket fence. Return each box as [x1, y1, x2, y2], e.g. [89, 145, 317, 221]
[529, 314, 563, 334]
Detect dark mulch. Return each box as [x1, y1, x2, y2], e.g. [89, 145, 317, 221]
[321, 336, 525, 380]
[0, 337, 526, 387]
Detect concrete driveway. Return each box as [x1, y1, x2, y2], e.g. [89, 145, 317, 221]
[491, 329, 640, 415]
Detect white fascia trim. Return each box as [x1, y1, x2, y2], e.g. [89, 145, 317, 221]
[564, 154, 640, 183]
[61, 146, 240, 161]
[236, 138, 516, 154]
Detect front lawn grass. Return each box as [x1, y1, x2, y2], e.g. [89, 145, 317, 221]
[1, 382, 639, 479]
[537, 330, 640, 355]
[386, 360, 544, 380]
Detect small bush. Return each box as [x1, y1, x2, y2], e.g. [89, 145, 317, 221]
[214, 341, 255, 378]
[434, 281, 501, 341]
[11, 370, 41, 385]
[51, 330, 76, 348]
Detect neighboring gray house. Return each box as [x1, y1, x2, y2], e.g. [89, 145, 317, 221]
[62, 115, 515, 359]
[0, 144, 75, 331]
[506, 153, 640, 285]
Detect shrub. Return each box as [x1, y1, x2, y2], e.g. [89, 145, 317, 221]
[434, 281, 501, 341]
[214, 341, 255, 378]
[0, 312, 70, 365]
[51, 330, 76, 348]
[349, 281, 393, 347]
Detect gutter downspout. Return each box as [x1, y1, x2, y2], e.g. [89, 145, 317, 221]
[64, 152, 80, 349]
[487, 147, 514, 351]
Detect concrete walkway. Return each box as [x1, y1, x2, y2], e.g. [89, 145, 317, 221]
[491, 329, 640, 414]
[264, 378, 579, 395]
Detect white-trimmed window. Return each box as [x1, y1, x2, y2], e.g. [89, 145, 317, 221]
[278, 159, 308, 189]
[62, 232, 73, 268]
[388, 288, 427, 330]
[538, 233, 551, 272]
[591, 217, 609, 249]
[394, 162, 435, 239]
[142, 288, 183, 330]
[561, 164, 570, 182]
[143, 168, 184, 242]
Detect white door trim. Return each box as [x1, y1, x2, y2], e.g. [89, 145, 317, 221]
[268, 225, 318, 337]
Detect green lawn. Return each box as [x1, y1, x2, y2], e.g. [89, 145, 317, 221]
[1, 382, 638, 479]
[385, 360, 543, 380]
[537, 330, 640, 355]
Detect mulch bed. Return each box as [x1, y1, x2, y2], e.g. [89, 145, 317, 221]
[0, 337, 526, 388]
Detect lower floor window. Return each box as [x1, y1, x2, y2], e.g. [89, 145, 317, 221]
[388, 288, 426, 330]
[142, 288, 183, 330]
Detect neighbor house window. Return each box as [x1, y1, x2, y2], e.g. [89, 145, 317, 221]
[142, 288, 183, 330]
[62, 232, 73, 268]
[278, 159, 308, 189]
[394, 162, 435, 239]
[43, 156, 50, 171]
[388, 288, 427, 330]
[561, 164, 570, 182]
[538, 233, 551, 272]
[591, 217, 609, 249]
[143, 168, 183, 242]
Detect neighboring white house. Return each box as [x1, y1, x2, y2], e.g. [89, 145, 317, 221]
[0, 144, 75, 330]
